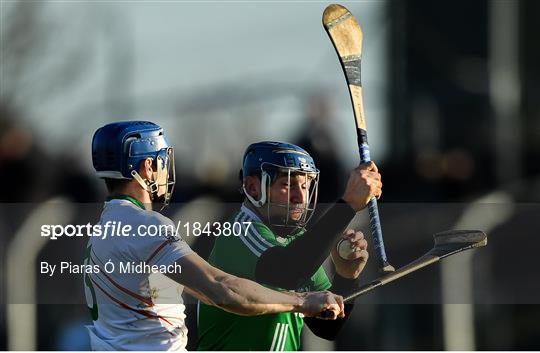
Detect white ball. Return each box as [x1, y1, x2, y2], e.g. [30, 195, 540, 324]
[337, 239, 355, 259]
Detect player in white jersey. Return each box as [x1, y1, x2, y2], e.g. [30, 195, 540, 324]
[84, 121, 345, 351]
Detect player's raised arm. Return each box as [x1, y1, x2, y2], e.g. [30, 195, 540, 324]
[166, 252, 344, 319]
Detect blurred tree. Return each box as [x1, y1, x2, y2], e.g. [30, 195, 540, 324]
[0, 1, 93, 115]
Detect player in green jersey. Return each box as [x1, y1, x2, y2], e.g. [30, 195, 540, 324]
[197, 141, 382, 351]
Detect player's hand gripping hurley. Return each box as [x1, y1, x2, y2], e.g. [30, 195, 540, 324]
[323, 4, 394, 273]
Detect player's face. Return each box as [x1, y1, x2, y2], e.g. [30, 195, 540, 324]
[268, 173, 312, 221]
[152, 160, 168, 197]
[152, 148, 175, 203]
[155, 170, 168, 197]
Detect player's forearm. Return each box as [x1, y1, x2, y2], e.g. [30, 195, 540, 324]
[211, 275, 304, 316]
[172, 253, 303, 315]
[256, 200, 356, 289]
[178, 271, 301, 315]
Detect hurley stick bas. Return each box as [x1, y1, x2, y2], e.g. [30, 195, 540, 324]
[323, 4, 394, 273]
[342, 230, 487, 302]
[318, 230, 487, 317]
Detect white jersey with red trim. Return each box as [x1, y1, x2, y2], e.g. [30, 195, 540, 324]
[84, 199, 193, 351]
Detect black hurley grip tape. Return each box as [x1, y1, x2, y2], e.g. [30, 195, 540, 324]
[343, 56, 362, 86]
[319, 310, 335, 319]
[357, 128, 368, 145]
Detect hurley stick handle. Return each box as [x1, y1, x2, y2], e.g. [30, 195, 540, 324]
[358, 130, 394, 272]
[323, 4, 394, 273]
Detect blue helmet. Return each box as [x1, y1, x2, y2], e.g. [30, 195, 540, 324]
[241, 141, 318, 180]
[92, 121, 175, 206]
[240, 141, 319, 231]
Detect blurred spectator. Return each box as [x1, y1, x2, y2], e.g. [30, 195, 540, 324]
[0, 110, 51, 203]
[295, 94, 347, 204]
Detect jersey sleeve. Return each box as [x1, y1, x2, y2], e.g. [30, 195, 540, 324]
[309, 267, 332, 291]
[250, 221, 281, 247]
[254, 202, 355, 290]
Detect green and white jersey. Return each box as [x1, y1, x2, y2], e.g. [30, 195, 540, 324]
[197, 205, 331, 351]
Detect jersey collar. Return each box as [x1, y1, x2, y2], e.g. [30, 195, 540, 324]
[106, 194, 145, 210]
[240, 204, 262, 223]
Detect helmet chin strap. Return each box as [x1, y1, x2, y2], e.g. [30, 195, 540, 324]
[130, 156, 163, 201]
[243, 172, 269, 208]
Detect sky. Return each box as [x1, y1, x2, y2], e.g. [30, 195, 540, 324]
[2, 1, 388, 174]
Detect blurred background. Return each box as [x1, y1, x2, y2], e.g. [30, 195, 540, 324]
[1, 0, 539, 350]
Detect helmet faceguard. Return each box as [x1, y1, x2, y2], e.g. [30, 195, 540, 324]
[260, 163, 319, 233]
[130, 146, 175, 209]
[241, 141, 320, 234]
